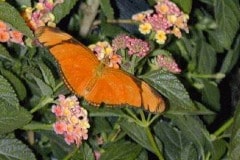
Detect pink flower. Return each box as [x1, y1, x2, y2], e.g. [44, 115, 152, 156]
[132, 0, 189, 43]
[9, 30, 24, 44]
[112, 34, 129, 51]
[89, 41, 122, 69]
[94, 151, 101, 160]
[64, 133, 75, 145]
[52, 95, 90, 147]
[157, 54, 181, 73]
[51, 105, 63, 116]
[22, 0, 64, 30]
[155, 0, 181, 15]
[53, 121, 67, 134]
[126, 38, 150, 57]
[145, 14, 172, 32]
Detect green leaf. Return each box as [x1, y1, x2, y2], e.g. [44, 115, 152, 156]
[40, 131, 74, 159]
[167, 115, 214, 159]
[53, 0, 79, 23]
[213, 0, 240, 49]
[120, 120, 156, 153]
[171, 0, 192, 14]
[0, 2, 34, 38]
[197, 40, 216, 74]
[0, 68, 27, 101]
[0, 74, 19, 107]
[201, 80, 220, 111]
[38, 62, 56, 89]
[0, 105, 32, 134]
[0, 44, 14, 62]
[220, 35, 240, 74]
[72, 143, 94, 160]
[212, 139, 227, 160]
[198, 0, 213, 5]
[0, 137, 36, 160]
[154, 121, 198, 160]
[15, 0, 31, 6]
[228, 102, 240, 159]
[142, 71, 196, 113]
[88, 105, 127, 118]
[101, 22, 126, 38]
[29, 74, 53, 96]
[92, 117, 112, 135]
[136, 150, 148, 160]
[0, 74, 32, 134]
[101, 140, 142, 160]
[100, 0, 114, 19]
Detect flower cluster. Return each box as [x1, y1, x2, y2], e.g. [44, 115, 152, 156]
[88, 36, 150, 69]
[112, 34, 150, 57]
[88, 41, 122, 69]
[22, 0, 64, 30]
[132, 0, 189, 44]
[52, 95, 90, 147]
[156, 54, 181, 73]
[0, 21, 24, 45]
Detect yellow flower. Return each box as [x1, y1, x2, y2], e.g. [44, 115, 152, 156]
[79, 121, 90, 129]
[139, 22, 152, 35]
[167, 15, 177, 24]
[47, 21, 56, 28]
[36, 3, 44, 10]
[156, 4, 169, 14]
[172, 27, 182, 38]
[63, 107, 71, 116]
[88, 44, 96, 51]
[155, 30, 167, 44]
[105, 47, 113, 55]
[70, 116, 79, 124]
[175, 15, 189, 29]
[132, 13, 146, 22]
[66, 124, 74, 132]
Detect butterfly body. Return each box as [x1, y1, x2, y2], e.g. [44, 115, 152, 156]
[36, 27, 165, 113]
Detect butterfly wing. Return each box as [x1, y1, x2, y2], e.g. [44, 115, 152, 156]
[85, 68, 165, 113]
[36, 27, 99, 95]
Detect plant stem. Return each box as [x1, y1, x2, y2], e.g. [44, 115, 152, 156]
[145, 126, 165, 160]
[188, 72, 225, 79]
[63, 147, 78, 160]
[213, 117, 234, 138]
[22, 122, 52, 131]
[53, 81, 64, 92]
[93, 19, 136, 26]
[30, 96, 54, 113]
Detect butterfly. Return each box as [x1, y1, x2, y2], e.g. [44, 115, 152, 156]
[35, 27, 165, 113]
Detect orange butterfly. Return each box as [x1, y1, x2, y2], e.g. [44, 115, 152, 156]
[35, 27, 165, 113]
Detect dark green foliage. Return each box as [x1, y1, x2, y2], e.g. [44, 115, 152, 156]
[0, 0, 239, 159]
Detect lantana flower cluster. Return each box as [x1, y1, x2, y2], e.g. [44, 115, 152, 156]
[0, 21, 24, 45]
[156, 54, 181, 73]
[88, 35, 150, 69]
[52, 95, 90, 146]
[132, 0, 189, 44]
[22, 0, 64, 30]
[112, 34, 150, 57]
[88, 41, 122, 69]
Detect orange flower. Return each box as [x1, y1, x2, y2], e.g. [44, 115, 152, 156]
[0, 30, 10, 42]
[0, 21, 8, 31]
